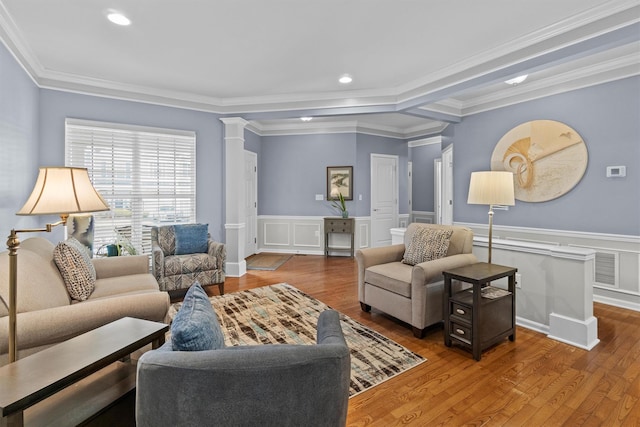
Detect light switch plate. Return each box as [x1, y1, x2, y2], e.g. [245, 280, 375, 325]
[315, 194, 324, 201]
[606, 166, 626, 177]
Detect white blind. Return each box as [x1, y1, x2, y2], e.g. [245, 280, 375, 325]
[65, 118, 196, 254]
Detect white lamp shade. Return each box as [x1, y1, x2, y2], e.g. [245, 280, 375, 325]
[17, 167, 110, 215]
[467, 171, 515, 206]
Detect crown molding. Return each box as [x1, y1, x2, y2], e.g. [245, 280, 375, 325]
[408, 136, 442, 148]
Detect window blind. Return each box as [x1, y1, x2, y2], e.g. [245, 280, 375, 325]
[65, 118, 196, 254]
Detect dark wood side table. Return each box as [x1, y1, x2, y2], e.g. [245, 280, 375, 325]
[0, 317, 168, 427]
[324, 217, 355, 257]
[443, 262, 517, 361]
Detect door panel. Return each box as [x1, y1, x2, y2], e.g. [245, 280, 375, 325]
[371, 154, 398, 247]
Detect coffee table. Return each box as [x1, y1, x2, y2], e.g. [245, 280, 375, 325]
[0, 317, 168, 427]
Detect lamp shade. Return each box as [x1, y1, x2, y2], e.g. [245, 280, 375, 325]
[467, 171, 515, 206]
[17, 167, 110, 215]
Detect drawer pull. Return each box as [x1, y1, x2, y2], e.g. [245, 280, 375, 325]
[456, 308, 466, 315]
[455, 328, 465, 335]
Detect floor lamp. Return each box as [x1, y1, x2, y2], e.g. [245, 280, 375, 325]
[5, 167, 109, 363]
[467, 171, 515, 264]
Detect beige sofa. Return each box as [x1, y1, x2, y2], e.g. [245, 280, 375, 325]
[0, 237, 170, 365]
[356, 223, 477, 338]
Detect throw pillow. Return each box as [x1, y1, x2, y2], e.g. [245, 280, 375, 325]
[402, 227, 453, 266]
[174, 223, 209, 255]
[53, 237, 97, 301]
[171, 281, 226, 351]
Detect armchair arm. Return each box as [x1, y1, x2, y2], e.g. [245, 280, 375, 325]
[355, 244, 405, 300]
[411, 253, 478, 286]
[151, 244, 165, 283]
[207, 240, 226, 271]
[92, 255, 151, 279]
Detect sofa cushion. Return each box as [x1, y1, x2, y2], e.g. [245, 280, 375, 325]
[174, 224, 208, 255]
[402, 227, 453, 266]
[171, 282, 225, 351]
[53, 238, 96, 301]
[365, 262, 412, 298]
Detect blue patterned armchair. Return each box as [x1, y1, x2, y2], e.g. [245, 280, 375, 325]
[151, 224, 225, 295]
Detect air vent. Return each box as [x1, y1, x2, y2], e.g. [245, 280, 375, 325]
[594, 251, 618, 287]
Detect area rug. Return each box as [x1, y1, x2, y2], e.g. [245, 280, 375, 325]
[168, 283, 426, 397]
[246, 253, 293, 270]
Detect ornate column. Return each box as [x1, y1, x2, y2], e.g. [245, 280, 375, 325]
[220, 117, 248, 277]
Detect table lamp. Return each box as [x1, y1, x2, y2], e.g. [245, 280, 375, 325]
[467, 171, 515, 264]
[5, 167, 109, 363]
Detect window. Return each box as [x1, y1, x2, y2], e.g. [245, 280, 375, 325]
[65, 119, 196, 254]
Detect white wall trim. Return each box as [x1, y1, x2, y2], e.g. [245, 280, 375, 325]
[594, 295, 640, 312]
[408, 136, 442, 148]
[456, 222, 640, 245]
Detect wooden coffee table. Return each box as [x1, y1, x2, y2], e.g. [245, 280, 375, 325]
[0, 317, 168, 427]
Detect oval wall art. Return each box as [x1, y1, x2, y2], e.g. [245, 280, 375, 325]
[490, 120, 588, 202]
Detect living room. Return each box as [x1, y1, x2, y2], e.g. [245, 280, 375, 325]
[0, 1, 639, 425]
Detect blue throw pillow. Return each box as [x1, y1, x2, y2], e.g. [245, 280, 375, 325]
[170, 282, 226, 351]
[174, 223, 209, 255]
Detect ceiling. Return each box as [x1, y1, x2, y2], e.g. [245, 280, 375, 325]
[0, 0, 638, 138]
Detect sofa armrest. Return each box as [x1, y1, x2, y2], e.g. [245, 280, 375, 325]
[355, 244, 405, 300]
[411, 253, 479, 287]
[207, 240, 226, 271]
[93, 255, 151, 279]
[0, 292, 170, 356]
[151, 244, 165, 282]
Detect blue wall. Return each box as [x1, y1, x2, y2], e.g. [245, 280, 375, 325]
[453, 76, 640, 236]
[410, 142, 441, 211]
[0, 42, 40, 231]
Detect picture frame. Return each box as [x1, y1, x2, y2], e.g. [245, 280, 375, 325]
[327, 166, 353, 200]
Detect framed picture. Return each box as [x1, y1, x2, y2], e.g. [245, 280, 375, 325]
[327, 166, 353, 200]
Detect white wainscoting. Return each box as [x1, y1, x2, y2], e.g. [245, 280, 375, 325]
[458, 222, 640, 313]
[258, 216, 372, 255]
[411, 211, 436, 224]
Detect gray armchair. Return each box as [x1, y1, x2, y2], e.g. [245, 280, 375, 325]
[151, 224, 225, 295]
[136, 309, 351, 427]
[356, 223, 477, 338]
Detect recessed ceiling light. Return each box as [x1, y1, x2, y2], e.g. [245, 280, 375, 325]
[107, 12, 131, 26]
[505, 75, 528, 85]
[338, 74, 353, 84]
[300, 117, 313, 122]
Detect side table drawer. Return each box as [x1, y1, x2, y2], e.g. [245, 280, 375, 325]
[451, 321, 472, 344]
[325, 220, 352, 233]
[451, 302, 472, 322]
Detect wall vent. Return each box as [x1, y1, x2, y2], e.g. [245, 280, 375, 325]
[594, 250, 618, 287]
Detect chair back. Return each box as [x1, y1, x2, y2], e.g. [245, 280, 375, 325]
[150, 225, 177, 256]
[404, 223, 474, 256]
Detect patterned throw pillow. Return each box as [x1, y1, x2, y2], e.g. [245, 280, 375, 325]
[171, 282, 226, 351]
[402, 228, 454, 266]
[53, 237, 96, 301]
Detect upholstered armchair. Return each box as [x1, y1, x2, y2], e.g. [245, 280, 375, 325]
[151, 224, 225, 295]
[136, 309, 351, 427]
[356, 223, 477, 338]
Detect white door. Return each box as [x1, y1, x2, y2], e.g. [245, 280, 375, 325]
[434, 158, 442, 224]
[441, 145, 453, 225]
[244, 151, 257, 257]
[407, 161, 412, 226]
[371, 154, 398, 247]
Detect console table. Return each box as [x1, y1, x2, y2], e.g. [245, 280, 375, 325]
[443, 262, 517, 361]
[324, 217, 354, 257]
[0, 317, 168, 427]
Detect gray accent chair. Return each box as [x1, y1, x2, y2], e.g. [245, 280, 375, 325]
[150, 224, 225, 296]
[356, 223, 477, 338]
[136, 309, 351, 427]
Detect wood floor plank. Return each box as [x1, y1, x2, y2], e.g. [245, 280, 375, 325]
[209, 254, 640, 426]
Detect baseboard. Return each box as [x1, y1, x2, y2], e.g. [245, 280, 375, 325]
[594, 295, 640, 312]
[547, 313, 599, 350]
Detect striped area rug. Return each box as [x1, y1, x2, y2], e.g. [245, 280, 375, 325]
[168, 283, 426, 397]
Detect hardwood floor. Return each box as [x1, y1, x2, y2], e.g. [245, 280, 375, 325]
[209, 254, 640, 426]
